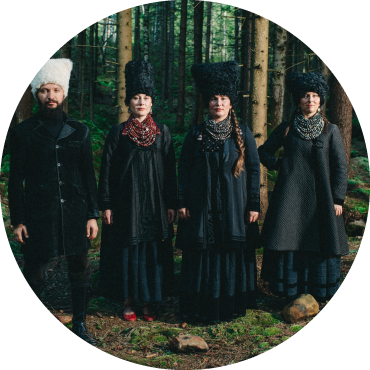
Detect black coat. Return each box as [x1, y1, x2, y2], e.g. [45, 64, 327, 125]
[8, 113, 100, 257]
[258, 121, 349, 255]
[97, 122, 177, 244]
[176, 123, 260, 250]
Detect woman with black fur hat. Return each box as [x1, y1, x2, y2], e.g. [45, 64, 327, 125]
[258, 72, 348, 304]
[98, 60, 177, 321]
[177, 61, 261, 323]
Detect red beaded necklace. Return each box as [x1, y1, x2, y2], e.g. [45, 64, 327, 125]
[122, 113, 160, 146]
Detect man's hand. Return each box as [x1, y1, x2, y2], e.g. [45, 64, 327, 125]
[14, 224, 28, 244]
[86, 219, 98, 240]
[248, 211, 259, 224]
[168, 209, 175, 224]
[178, 208, 190, 220]
[334, 204, 343, 217]
[102, 209, 113, 225]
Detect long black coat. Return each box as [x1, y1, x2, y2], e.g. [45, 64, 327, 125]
[8, 113, 100, 257]
[176, 123, 260, 250]
[97, 122, 177, 244]
[258, 121, 348, 255]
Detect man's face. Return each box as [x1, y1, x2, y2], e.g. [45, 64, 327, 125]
[37, 83, 64, 108]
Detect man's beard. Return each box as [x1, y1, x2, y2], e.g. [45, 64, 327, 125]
[38, 100, 64, 120]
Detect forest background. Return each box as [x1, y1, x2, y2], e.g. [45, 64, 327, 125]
[0, 0, 370, 366]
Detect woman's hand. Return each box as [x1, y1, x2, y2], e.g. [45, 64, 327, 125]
[178, 208, 190, 220]
[168, 209, 175, 224]
[86, 219, 99, 240]
[248, 211, 259, 223]
[334, 204, 343, 217]
[102, 209, 113, 225]
[14, 224, 28, 244]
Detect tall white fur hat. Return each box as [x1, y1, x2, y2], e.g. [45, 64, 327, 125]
[31, 58, 73, 99]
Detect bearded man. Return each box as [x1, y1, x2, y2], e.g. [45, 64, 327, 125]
[8, 59, 99, 345]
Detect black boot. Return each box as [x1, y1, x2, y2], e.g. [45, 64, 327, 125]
[71, 287, 97, 346]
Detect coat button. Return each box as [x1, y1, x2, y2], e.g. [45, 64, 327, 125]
[57, 163, 61, 167]
[55, 145, 59, 149]
[61, 199, 64, 203]
[59, 181, 62, 185]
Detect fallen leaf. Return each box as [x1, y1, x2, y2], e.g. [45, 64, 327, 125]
[96, 312, 103, 318]
[115, 346, 123, 351]
[110, 316, 114, 319]
[131, 350, 136, 354]
[145, 353, 157, 358]
[55, 315, 73, 325]
[181, 322, 187, 329]
[59, 310, 64, 314]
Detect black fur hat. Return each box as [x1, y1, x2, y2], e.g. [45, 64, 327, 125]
[286, 71, 329, 107]
[191, 60, 239, 108]
[124, 60, 156, 106]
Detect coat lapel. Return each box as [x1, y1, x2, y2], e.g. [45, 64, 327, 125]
[33, 122, 55, 142]
[57, 122, 76, 141]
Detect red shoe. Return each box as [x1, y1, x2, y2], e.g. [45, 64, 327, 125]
[143, 303, 157, 322]
[123, 304, 136, 322]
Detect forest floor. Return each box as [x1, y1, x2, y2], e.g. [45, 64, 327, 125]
[1, 132, 368, 369]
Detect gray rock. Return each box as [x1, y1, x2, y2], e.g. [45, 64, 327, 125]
[168, 335, 209, 352]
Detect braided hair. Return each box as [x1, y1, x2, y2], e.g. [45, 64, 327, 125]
[230, 109, 245, 177]
[284, 108, 330, 138]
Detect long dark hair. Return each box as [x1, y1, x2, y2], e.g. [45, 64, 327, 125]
[284, 108, 330, 138]
[230, 109, 245, 177]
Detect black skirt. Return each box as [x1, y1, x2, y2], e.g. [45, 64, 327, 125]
[180, 246, 257, 323]
[99, 224, 175, 302]
[261, 249, 341, 303]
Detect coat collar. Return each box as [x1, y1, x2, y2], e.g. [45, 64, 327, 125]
[31, 112, 76, 142]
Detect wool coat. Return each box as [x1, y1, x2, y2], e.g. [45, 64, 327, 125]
[176, 123, 260, 250]
[258, 121, 349, 256]
[8, 113, 100, 258]
[97, 122, 177, 244]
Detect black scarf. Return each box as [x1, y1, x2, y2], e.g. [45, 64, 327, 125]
[294, 111, 324, 140]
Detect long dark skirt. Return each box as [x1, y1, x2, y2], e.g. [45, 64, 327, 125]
[99, 230, 174, 302]
[261, 249, 341, 303]
[180, 247, 257, 323]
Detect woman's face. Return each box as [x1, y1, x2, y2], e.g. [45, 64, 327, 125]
[129, 94, 152, 120]
[299, 92, 321, 118]
[209, 95, 232, 122]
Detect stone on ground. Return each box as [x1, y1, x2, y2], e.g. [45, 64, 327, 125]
[55, 315, 73, 324]
[168, 335, 209, 352]
[282, 294, 319, 323]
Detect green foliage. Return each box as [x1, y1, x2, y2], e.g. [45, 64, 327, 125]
[290, 325, 303, 332]
[1, 154, 10, 174]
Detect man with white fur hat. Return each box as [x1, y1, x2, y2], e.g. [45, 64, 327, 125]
[8, 58, 99, 345]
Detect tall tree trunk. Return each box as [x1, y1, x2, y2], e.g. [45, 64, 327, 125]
[134, 7, 141, 60]
[161, 1, 168, 112]
[241, 9, 252, 125]
[176, 0, 188, 128]
[117, 9, 132, 123]
[269, 25, 287, 129]
[205, 2, 212, 63]
[168, 0, 175, 112]
[320, 59, 329, 115]
[328, 74, 352, 174]
[234, 8, 239, 62]
[79, 29, 86, 120]
[191, 0, 204, 125]
[143, 4, 149, 61]
[250, 15, 269, 220]
[282, 32, 293, 121]
[94, 23, 98, 100]
[60, 39, 72, 114]
[154, 3, 160, 45]
[89, 26, 94, 121]
[6, 86, 33, 157]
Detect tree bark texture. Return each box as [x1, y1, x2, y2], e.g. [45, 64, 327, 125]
[241, 9, 252, 125]
[168, 0, 175, 112]
[143, 4, 149, 61]
[6, 85, 33, 157]
[161, 1, 168, 111]
[134, 7, 141, 60]
[59, 39, 72, 114]
[205, 2, 212, 63]
[269, 25, 287, 129]
[191, 0, 204, 126]
[250, 15, 269, 221]
[320, 59, 329, 115]
[79, 29, 86, 120]
[117, 9, 132, 123]
[328, 74, 353, 174]
[89, 26, 94, 121]
[234, 8, 239, 62]
[176, 0, 188, 128]
[282, 32, 293, 121]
